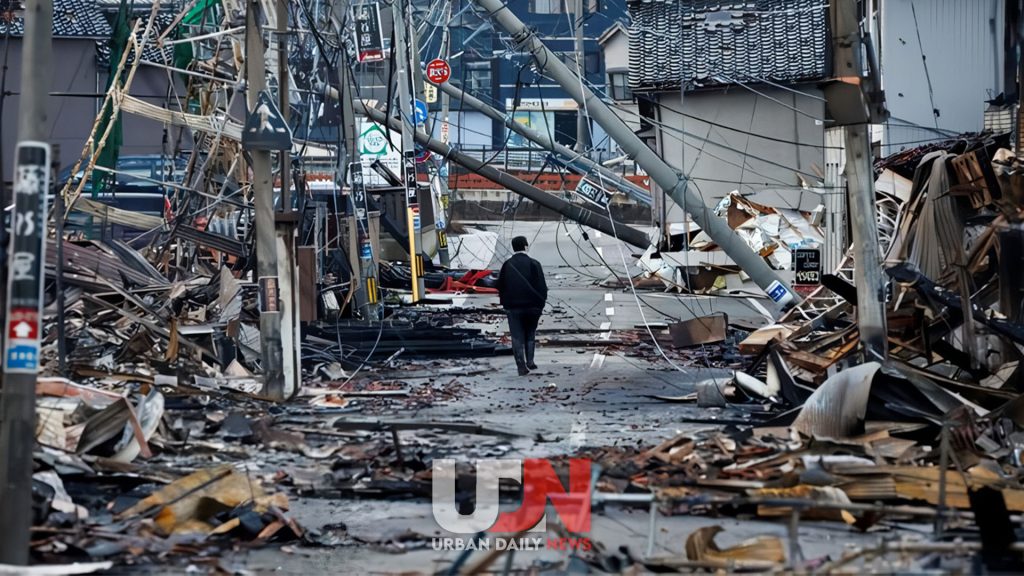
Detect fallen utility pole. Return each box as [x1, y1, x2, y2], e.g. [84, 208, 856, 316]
[827, 0, 888, 361]
[437, 80, 651, 205]
[0, 0, 52, 565]
[244, 1, 288, 400]
[470, 0, 798, 308]
[356, 101, 651, 249]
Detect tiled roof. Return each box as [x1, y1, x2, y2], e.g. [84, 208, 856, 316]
[628, 0, 830, 92]
[95, 10, 177, 67]
[0, 0, 112, 38]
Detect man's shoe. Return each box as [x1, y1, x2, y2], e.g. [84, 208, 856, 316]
[518, 367, 531, 376]
[527, 363, 538, 370]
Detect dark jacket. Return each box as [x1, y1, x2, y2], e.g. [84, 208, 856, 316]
[497, 252, 547, 310]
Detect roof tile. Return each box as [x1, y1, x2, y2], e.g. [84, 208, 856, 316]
[628, 0, 830, 92]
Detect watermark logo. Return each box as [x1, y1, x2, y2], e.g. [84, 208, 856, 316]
[431, 458, 592, 551]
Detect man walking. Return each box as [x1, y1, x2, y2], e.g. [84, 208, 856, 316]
[497, 236, 548, 376]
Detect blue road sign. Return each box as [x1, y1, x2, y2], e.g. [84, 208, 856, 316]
[414, 100, 428, 124]
[6, 342, 39, 371]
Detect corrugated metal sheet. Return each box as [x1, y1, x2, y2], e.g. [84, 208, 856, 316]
[628, 0, 830, 92]
[881, 0, 1003, 134]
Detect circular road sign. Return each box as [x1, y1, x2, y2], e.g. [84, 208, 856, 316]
[425, 59, 451, 84]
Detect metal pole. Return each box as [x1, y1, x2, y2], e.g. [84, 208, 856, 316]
[356, 101, 651, 248]
[393, 0, 424, 301]
[833, 0, 888, 361]
[469, 0, 798, 309]
[437, 81, 651, 204]
[0, 0, 51, 564]
[246, 0, 286, 399]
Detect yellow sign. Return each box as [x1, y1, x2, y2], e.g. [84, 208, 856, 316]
[423, 82, 438, 104]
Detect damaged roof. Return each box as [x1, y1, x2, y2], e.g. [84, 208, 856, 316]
[0, 0, 112, 38]
[627, 0, 831, 92]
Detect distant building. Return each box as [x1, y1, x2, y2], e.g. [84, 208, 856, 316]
[876, 0, 1007, 155]
[626, 0, 830, 225]
[0, 0, 183, 178]
[421, 0, 627, 162]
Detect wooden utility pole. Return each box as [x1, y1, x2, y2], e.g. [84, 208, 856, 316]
[826, 0, 889, 361]
[0, 0, 51, 565]
[244, 0, 290, 399]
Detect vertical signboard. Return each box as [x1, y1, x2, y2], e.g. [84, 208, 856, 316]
[794, 248, 822, 286]
[350, 161, 368, 224]
[352, 3, 385, 63]
[4, 142, 49, 373]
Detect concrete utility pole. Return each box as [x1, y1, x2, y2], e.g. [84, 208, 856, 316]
[333, 0, 380, 318]
[431, 1, 453, 268]
[572, 0, 590, 152]
[0, 0, 52, 565]
[437, 81, 651, 204]
[392, 0, 424, 301]
[277, 0, 290, 210]
[827, 0, 888, 361]
[357, 101, 651, 248]
[470, 0, 799, 309]
[245, 0, 288, 399]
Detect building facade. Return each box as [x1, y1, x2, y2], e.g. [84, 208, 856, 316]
[626, 0, 830, 225]
[0, 0, 183, 179]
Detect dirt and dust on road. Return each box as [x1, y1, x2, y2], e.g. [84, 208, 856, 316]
[18, 136, 1024, 576]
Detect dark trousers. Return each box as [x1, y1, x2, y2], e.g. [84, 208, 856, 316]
[507, 308, 541, 371]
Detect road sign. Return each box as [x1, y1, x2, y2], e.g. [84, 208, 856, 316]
[242, 91, 292, 151]
[352, 2, 385, 62]
[414, 143, 431, 163]
[794, 248, 822, 286]
[425, 58, 451, 84]
[575, 179, 609, 208]
[413, 100, 428, 125]
[4, 142, 49, 374]
[7, 309, 38, 341]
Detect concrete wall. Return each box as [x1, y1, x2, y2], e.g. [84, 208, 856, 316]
[602, 29, 629, 73]
[650, 85, 825, 222]
[880, 0, 1004, 136]
[1, 39, 182, 179]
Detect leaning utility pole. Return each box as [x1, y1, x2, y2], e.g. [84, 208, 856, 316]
[437, 81, 651, 205]
[333, 0, 381, 319]
[393, 0, 424, 301]
[0, 0, 52, 565]
[357, 101, 651, 248]
[244, 1, 288, 399]
[470, 0, 799, 309]
[826, 0, 889, 361]
[431, 2, 454, 268]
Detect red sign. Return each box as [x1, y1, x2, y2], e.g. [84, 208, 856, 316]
[425, 59, 451, 84]
[7, 308, 39, 340]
